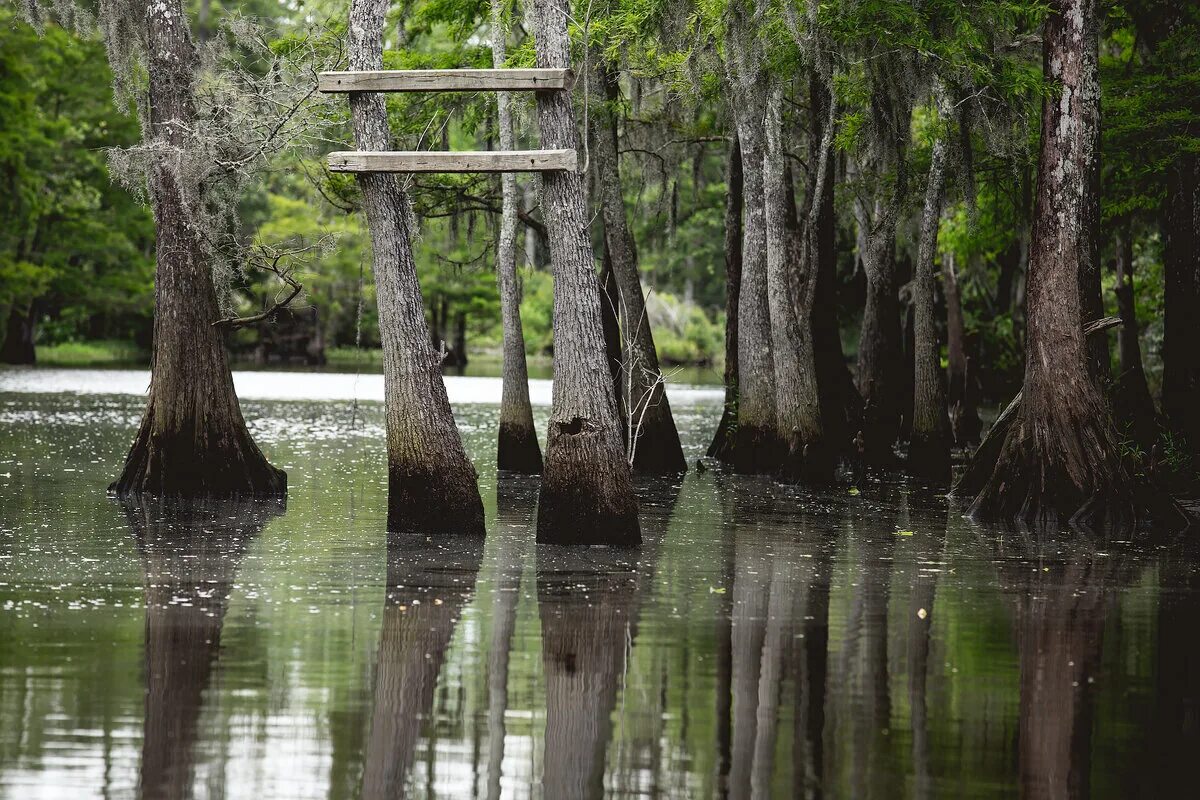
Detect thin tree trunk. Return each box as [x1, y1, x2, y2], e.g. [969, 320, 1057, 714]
[1162, 152, 1200, 452]
[589, 55, 687, 474]
[491, 3, 542, 475]
[1111, 226, 1158, 452]
[532, 0, 639, 545]
[708, 135, 743, 462]
[908, 88, 953, 481]
[766, 84, 834, 481]
[600, 245, 627, 429]
[966, 0, 1134, 529]
[110, 0, 285, 498]
[347, 0, 484, 534]
[943, 250, 981, 445]
[0, 301, 36, 365]
[723, 4, 779, 473]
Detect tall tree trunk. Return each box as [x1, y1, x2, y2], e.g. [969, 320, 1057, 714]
[943, 250, 981, 445]
[0, 301, 36, 365]
[599, 245, 626, 429]
[532, 0, 639, 545]
[1162, 153, 1200, 453]
[908, 89, 953, 482]
[766, 84, 834, 481]
[110, 0, 285, 498]
[1111, 226, 1158, 453]
[347, 0, 484, 534]
[589, 55, 687, 474]
[855, 192, 904, 468]
[708, 135, 743, 462]
[491, 3, 542, 475]
[723, 4, 779, 473]
[966, 0, 1133, 529]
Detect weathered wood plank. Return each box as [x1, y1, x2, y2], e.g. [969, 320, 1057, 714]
[327, 150, 579, 173]
[318, 69, 575, 93]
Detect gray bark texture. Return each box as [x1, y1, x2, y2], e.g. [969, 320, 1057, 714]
[492, 2, 543, 474]
[347, 0, 484, 534]
[707, 135, 743, 462]
[943, 249, 981, 445]
[589, 54, 687, 474]
[765, 85, 834, 481]
[532, 0, 639, 545]
[966, 0, 1134, 529]
[723, 2, 780, 473]
[908, 87, 953, 482]
[110, 0, 286, 499]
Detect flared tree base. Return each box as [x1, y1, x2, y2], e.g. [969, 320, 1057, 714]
[629, 413, 688, 475]
[387, 460, 485, 535]
[706, 406, 736, 462]
[726, 422, 783, 476]
[109, 405, 287, 498]
[778, 434, 837, 485]
[498, 421, 544, 475]
[536, 421, 640, 546]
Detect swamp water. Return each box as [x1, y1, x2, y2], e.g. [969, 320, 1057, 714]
[0, 368, 1197, 799]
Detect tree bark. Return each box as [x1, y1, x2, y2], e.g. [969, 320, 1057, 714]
[766, 84, 834, 481]
[0, 301, 36, 365]
[943, 249, 981, 445]
[1111, 226, 1158, 453]
[723, 4, 779, 473]
[708, 135, 743, 462]
[1162, 153, 1200, 452]
[532, 0, 639, 545]
[491, 5, 543, 475]
[347, 0, 484, 534]
[110, 0, 285, 498]
[908, 88, 954, 482]
[589, 55, 687, 474]
[966, 0, 1134, 529]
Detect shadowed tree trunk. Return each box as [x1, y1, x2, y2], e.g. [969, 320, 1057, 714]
[943, 249, 981, 445]
[965, 0, 1134, 529]
[127, 497, 281, 800]
[589, 55, 687, 475]
[346, 0, 484, 534]
[491, 2, 542, 474]
[1162, 153, 1200, 453]
[1111, 226, 1158, 453]
[908, 87, 953, 482]
[766, 85, 835, 481]
[599, 246, 626, 426]
[110, 0, 285, 499]
[708, 136, 743, 462]
[532, 0, 639, 545]
[0, 301, 36, 365]
[723, 2, 780, 473]
[362, 535, 484, 799]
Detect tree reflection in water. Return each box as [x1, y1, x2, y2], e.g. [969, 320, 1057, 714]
[126, 496, 284, 800]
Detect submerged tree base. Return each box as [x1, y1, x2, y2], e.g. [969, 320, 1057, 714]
[630, 415, 688, 475]
[726, 423, 783, 476]
[537, 419, 640, 546]
[388, 461, 485, 535]
[498, 422, 543, 475]
[109, 406, 287, 498]
[907, 434, 952, 485]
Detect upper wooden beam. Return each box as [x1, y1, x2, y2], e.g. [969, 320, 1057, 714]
[318, 68, 576, 93]
[327, 150, 578, 173]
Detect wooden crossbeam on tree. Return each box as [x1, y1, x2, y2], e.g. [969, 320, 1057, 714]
[327, 149, 578, 173]
[318, 68, 575, 94]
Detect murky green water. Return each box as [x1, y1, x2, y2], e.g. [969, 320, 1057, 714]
[1, 368, 1197, 799]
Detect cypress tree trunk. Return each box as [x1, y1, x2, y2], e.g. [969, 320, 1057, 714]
[1111, 227, 1158, 452]
[966, 0, 1134, 529]
[707, 135, 743, 461]
[723, 4, 779, 473]
[110, 0, 285, 498]
[532, 0, 639, 545]
[589, 55, 687, 474]
[1162, 153, 1200, 452]
[908, 90, 953, 482]
[0, 301, 36, 365]
[599, 246, 626, 424]
[347, 0, 484, 534]
[943, 250, 981, 445]
[491, 2, 542, 474]
[766, 85, 833, 481]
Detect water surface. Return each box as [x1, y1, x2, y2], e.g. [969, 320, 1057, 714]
[1, 367, 1197, 798]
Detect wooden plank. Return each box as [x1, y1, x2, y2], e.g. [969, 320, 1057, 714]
[318, 69, 575, 93]
[327, 150, 578, 173]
